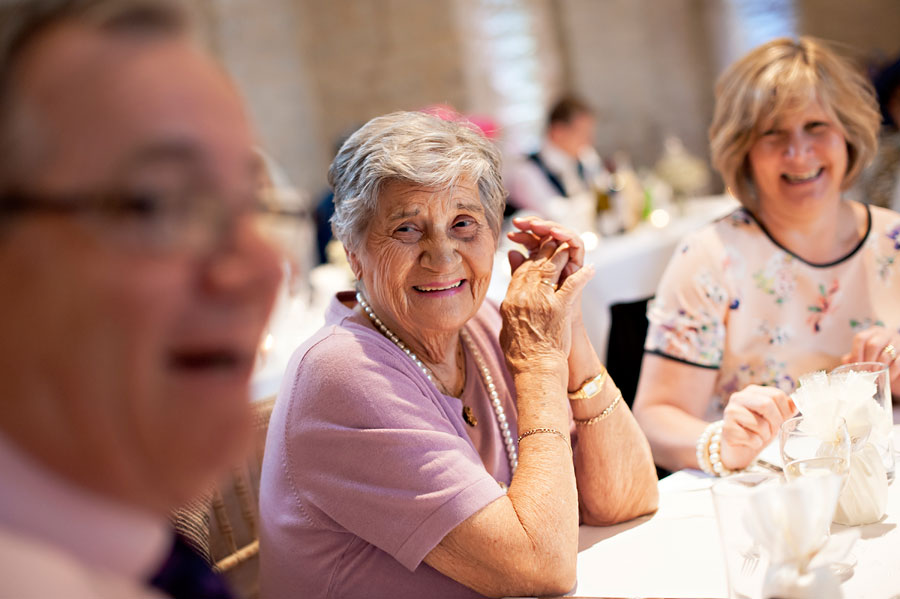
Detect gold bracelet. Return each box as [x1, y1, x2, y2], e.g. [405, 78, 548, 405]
[573, 392, 622, 425]
[568, 367, 607, 401]
[516, 427, 572, 453]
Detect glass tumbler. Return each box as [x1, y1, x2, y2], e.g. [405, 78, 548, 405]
[780, 415, 851, 472]
[830, 362, 895, 482]
[711, 472, 781, 599]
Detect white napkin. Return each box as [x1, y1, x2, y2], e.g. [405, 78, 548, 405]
[744, 473, 857, 599]
[791, 371, 888, 525]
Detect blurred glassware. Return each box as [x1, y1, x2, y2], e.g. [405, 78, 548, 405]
[711, 472, 781, 599]
[783, 456, 849, 483]
[829, 362, 895, 483]
[780, 415, 852, 473]
[653, 135, 711, 198]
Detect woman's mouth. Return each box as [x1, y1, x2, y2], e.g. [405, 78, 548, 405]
[781, 168, 823, 184]
[413, 279, 465, 295]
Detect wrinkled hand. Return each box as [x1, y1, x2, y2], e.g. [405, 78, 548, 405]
[720, 385, 797, 471]
[507, 216, 585, 284]
[506, 217, 598, 388]
[500, 223, 593, 371]
[841, 326, 900, 396]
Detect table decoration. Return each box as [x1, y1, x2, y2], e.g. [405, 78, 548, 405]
[791, 370, 888, 525]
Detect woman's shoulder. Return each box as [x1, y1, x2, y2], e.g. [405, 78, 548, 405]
[291, 319, 404, 381]
[867, 203, 900, 230]
[665, 208, 755, 268]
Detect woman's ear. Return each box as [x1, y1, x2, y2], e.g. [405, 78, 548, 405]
[346, 246, 362, 281]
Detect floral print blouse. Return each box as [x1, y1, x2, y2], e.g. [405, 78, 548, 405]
[645, 204, 900, 420]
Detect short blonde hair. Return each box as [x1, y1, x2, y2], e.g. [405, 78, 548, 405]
[328, 111, 506, 251]
[709, 37, 881, 209]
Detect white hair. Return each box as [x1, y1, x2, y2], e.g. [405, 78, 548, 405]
[328, 111, 506, 251]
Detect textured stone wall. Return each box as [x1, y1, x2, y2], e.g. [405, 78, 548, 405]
[204, 0, 900, 197]
[797, 0, 900, 62]
[556, 0, 717, 169]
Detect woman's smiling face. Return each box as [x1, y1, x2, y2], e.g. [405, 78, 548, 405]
[348, 179, 496, 347]
[747, 98, 849, 210]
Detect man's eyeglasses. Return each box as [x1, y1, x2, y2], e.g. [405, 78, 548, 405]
[0, 187, 314, 256]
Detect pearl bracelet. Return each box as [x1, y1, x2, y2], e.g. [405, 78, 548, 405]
[695, 420, 734, 477]
[695, 420, 717, 475]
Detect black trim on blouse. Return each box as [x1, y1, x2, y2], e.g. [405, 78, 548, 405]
[644, 349, 720, 370]
[742, 203, 872, 269]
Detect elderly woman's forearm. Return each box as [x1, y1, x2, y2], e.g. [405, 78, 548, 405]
[577, 438, 659, 525]
[573, 404, 660, 525]
[426, 375, 580, 597]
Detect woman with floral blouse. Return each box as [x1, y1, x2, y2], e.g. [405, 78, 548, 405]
[633, 37, 900, 475]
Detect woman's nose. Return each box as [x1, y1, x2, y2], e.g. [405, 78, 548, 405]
[420, 235, 460, 271]
[783, 131, 811, 159]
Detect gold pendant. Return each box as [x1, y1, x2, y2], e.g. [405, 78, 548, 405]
[462, 405, 478, 427]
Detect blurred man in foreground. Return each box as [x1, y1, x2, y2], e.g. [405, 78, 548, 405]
[0, 1, 282, 596]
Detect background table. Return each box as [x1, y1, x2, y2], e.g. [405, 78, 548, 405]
[488, 195, 739, 363]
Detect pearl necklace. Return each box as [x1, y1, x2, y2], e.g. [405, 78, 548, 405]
[356, 292, 518, 475]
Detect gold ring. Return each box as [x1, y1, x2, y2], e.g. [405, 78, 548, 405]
[883, 343, 897, 361]
[540, 279, 556, 289]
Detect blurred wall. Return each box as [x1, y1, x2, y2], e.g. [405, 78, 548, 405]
[557, 0, 717, 169]
[797, 0, 900, 63]
[205, 0, 900, 200]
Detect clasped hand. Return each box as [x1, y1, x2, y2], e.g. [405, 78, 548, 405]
[500, 216, 594, 370]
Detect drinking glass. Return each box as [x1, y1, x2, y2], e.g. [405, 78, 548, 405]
[783, 455, 849, 483]
[781, 455, 856, 577]
[780, 415, 851, 471]
[711, 472, 781, 599]
[830, 362, 895, 482]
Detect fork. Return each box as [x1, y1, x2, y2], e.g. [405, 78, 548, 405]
[740, 546, 760, 576]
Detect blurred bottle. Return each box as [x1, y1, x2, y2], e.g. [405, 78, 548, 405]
[654, 135, 711, 201]
[610, 151, 645, 232]
[594, 158, 622, 236]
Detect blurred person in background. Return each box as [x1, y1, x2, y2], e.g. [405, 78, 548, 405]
[259, 110, 658, 599]
[633, 37, 900, 476]
[507, 95, 607, 227]
[0, 1, 283, 596]
[854, 54, 900, 211]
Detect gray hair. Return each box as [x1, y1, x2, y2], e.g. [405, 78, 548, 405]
[0, 0, 196, 192]
[328, 111, 506, 251]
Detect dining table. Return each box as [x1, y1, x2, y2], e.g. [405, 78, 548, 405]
[565, 416, 900, 599]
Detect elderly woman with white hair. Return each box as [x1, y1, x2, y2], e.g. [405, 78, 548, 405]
[259, 111, 658, 598]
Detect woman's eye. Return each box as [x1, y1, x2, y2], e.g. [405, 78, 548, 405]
[393, 224, 421, 239]
[808, 121, 828, 131]
[453, 217, 475, 229]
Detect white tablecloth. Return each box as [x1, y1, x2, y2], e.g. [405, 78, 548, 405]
[571, 424, 900, 598]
